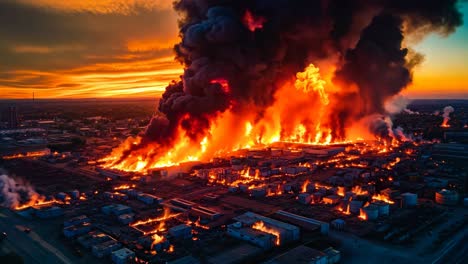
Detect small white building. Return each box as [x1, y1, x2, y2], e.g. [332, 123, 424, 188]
[111, 247, 135, 264]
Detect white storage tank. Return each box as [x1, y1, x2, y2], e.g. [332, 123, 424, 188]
[435, 189, 459, 205]
[360, 205, 379, 220]
[401, 193, 417, 208]
[349, 200, 363, 214]
[372, 201, 390, 217]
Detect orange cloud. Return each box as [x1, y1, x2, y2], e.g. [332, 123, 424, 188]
[16, 0, 173, 14]
[0, 56, 183, 99]
[127, 37, 179, 52]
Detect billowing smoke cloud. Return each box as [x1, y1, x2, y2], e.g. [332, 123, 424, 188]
[384, 95, 412, 115]
[403, 108, 419, 115]
[0, 170, 42, 209]
[113, 0, 463, 162]
[364, 114, 411, 141]
[441, 106, 455, 127]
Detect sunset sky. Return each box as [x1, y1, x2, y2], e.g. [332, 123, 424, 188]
[0, 0, 467, 99]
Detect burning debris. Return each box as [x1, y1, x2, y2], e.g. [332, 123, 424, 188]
[102, 1, 462, 173]
[0, 170, 53, 210]
[441, 106, 455, 127]
[2, 149, 51, 160]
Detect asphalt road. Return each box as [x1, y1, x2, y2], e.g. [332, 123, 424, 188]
[432, 233, 468, 264]
[0, 210, 73, 264]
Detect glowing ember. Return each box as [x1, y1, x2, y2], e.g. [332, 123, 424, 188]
[130, 207, 179, 230]
[337, 186, 345, 197]
[210, 78, 230, 93]
[385, 157, 401, 170]
[150, 233, 165, 250]
[14, 197, 56, 211]
[351, 186, 368, 196]
[358, 210, 367, 220]
[243, 10, 266, 32]
[252, 221, 280, 245]
[186, 217, 210, 230]
[168, 244, 174, 253]
[301, 180, 310, 193]
[2, 150, 50, 160]
[372, 194, 394, 204]
[114, 184, 136, 190]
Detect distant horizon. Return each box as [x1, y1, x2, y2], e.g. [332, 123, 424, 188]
[1, 96, 467, 102]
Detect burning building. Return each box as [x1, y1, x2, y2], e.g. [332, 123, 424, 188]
[230, 212, 300, 247]
[101, 0, 463, 173]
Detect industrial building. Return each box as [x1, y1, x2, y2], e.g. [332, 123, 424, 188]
[274, 210, 329, 235]
[64, 215, 90, 227]
[34, 206, 63, 219]
[435, 189, 459, 205]
[111, 248, 135, 264]
[77, 231, 114, 249]
[137, 193, 164, 205]
[101, 204, 132, 216]
[264, 245, 329, 264]
[233, 212, 300, 246]
[190, 206, 222, 220]
[169, 224, 192, 239]
[206, 243, 263, 264]
[227, 223, 277, 250]
[92, 239, 122, 258]
[63, 222, 92, 238]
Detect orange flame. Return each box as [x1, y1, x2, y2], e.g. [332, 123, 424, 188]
[114, 184, 136, 190]
[13, 192, 57, 211]
[130, 207, 179, 229]
[301, 180, 310, 193]
[372, 194, 394, 204]
[252, 221, 280, 245]
[358, 210, 367, 220]
[150, 233, 165, 249]
[337, 186, 345, 197]
[352, 186, 368, 196]
[102, 63, 404, 173]
[3, 150, 50, 160]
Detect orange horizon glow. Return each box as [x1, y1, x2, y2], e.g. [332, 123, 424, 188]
[2, 64, 466, 99]
[0, 56, 183, 99]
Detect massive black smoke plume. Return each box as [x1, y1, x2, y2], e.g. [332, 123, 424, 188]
[139, 0, 461, 151]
